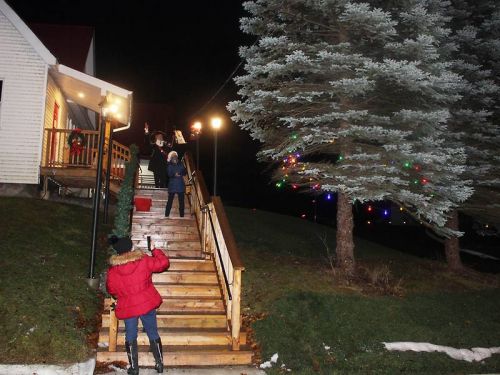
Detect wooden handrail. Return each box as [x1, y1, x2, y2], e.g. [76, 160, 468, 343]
[212, 197, 244, 270]
[183, 151, 244, 350]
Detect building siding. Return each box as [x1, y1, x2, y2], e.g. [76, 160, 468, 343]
[0, 10, 47, 184]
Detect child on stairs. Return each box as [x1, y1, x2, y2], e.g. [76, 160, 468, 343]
[107, 235, 170, 374]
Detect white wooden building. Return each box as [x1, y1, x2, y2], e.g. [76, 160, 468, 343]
[0, 0, 133, 193]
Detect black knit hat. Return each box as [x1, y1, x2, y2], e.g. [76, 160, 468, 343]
[109, 235, 133, 254]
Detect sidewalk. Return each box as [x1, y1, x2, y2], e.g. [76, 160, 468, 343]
[0, 359, 265, 375]
[102, 367, 265, 375]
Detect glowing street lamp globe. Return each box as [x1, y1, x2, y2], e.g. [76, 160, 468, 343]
[210, 117, 222, 130]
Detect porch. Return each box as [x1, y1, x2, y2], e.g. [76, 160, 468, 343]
[39, 63, 133, 194]
[40, 128, 131, 194]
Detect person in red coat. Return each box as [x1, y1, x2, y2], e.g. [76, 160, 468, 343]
[107, 236, 170, 375]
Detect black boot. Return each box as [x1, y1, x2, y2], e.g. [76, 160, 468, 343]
[149, 337, 164, 373]
[125, 340, 139, 375]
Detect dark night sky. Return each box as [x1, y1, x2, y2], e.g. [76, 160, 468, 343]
[7, 0, 251, 123]
[6, 0, 316, 213]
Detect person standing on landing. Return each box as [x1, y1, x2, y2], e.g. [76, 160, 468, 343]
[106, 236, 170, 374]
[144, 122, 170, 188]
[165, 151, 187, 218]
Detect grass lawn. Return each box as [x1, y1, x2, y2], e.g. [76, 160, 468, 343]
[0, 197, 109, 364]
[226, 206, 500, 374]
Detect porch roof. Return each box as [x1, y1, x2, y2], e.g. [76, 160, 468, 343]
[50, 64, 133, 129]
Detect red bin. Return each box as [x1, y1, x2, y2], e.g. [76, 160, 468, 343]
[134, 197, 152, 212]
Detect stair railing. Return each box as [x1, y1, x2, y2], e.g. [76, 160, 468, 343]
[184, 152, 245, 350]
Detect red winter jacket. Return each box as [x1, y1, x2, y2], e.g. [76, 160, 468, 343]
[106, 249, 169, 320]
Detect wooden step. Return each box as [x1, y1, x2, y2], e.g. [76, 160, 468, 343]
[132, 240, 201, 257]
[153, 271, 217, 284]
[98, 328, 246, 346]
[135, 189, 168, 196]
[155, 284, 221, 298]
[134, 207, 189, 215]
[133, 210, 194, 217]
[131, 232, 200, 241]
[105, 297, 225, 313]
[131, 223, 199, 233]
[167, 240, 202, 251]
[97, 345, 253, 366]
[132, 217, 198, 227]
[168, 259, 215, 272]
[133, 248, 203, 258]
[133, 239, 201, 250]
[101, 313, 227, 329]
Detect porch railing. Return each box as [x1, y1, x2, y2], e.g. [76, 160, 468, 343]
[42, 128, 130, 180]
[183, 152, 245, 350]
[107, 140, 130, 180]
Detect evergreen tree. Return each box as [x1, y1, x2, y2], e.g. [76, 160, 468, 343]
[112, 144, 139, 239]
[229, 0, 471, 274]
[432, 0, 500, 270]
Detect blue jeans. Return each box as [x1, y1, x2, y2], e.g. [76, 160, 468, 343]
[124, 309, 160, 342]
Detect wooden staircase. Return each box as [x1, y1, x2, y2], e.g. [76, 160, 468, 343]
[96, 188, 253, 366]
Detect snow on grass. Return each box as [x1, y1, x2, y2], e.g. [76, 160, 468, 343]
[0, 358, 95, 375]
[383, 342, 500, 362]
[260, 352, 279, 369]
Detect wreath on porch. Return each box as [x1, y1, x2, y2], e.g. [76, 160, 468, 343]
[67, 128, 86, 156]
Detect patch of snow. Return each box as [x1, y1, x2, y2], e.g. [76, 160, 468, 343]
[270, 353, 279, 363]
[259, 361, 272, 369]
[383, 342, 500, 362]
[260, 352, 279, 369]
[323, 342, 331, 350]
[0, 358, 95, 375]
[98, 341, 109, 348]
[108, 364, 126, 372]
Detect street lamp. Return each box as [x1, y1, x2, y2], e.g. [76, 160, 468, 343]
[191, 121, 202, 170]
[210, 117, 222, 196]
[88, 95, 122, 288]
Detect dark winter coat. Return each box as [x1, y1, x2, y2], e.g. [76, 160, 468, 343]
[167, 162, 187, 193]
[145, 134, 169, 172]
[106, 249, 170, 320]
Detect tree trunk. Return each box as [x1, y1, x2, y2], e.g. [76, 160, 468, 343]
[335, 191, 355, 275]
[444, 210, 463, 272]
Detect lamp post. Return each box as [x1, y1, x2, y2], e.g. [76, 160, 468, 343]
[87, 102, 108, 287]
[87, 95, 121, 288]
[191, 121, 202, 170]
[210, 117, 222, 196]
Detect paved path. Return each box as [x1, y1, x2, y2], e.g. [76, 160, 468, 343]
[101, 366, 265, 375]
[0, 361, 265, 375]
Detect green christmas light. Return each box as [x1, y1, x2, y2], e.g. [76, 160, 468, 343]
[292, 134, 298, 139]
[338, 155, 344, 161]
[404, 162, 411, 168]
